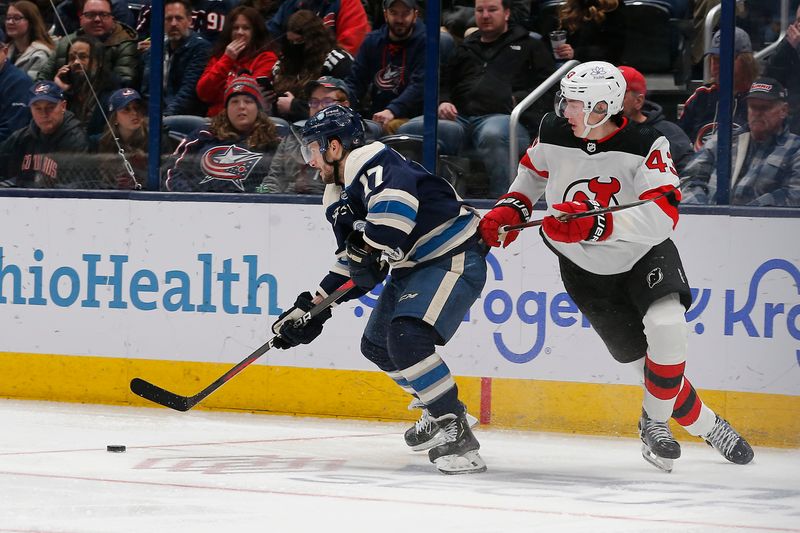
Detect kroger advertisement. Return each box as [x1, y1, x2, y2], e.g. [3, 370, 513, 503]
[0, 196, 798, 396]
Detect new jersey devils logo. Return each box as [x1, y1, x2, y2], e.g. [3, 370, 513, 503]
[200, 145, 263, 191]
[562, 176, 621, 207]
[647, 267, 663, 288]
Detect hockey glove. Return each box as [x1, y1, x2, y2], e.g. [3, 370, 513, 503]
[346, 230, 389, 291]
[542, 200, 613, 243]
[270, 291, 332, 349]
[478, 192, 532, 248]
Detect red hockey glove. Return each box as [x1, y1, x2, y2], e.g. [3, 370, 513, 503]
[478, 192, 532, 248]
[542, 200, 613, 243]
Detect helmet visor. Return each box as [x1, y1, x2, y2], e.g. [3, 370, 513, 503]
[300, 139, 321, 165]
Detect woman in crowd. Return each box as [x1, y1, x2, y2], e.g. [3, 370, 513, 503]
[165, 74, 280, 192]
[3, 0, 54, 79]
[94, 88, 176, 189]
[271, 10, 353, 123]
[553, 0, 626, 65]
[196, 6, 278, 117]
[53, 35, 119, 137]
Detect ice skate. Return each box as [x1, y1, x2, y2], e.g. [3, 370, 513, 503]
[704, 415, 754, 465]
[638, 408, 681, 473]
[404, 399, 478, 452]
[428, 411, 486, 475]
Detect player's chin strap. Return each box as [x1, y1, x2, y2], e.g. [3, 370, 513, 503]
[499, 176, 693, 237]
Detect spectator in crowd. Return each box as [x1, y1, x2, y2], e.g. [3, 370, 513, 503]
[38, 0, 139, 87]
[94, 88, 176, 189]
[141, 0, 210, 116]
[196, 6, 278, 117]
[682, 77, 800, 207]
[272, 10, 353, 124]
[53, 35, 119, 137]
[345, 0, 425, 135]
[0, 80, 89, 188]
[267, 0, 371, 56]
[552, 0, 626, 64]
[764, 3, 800, 135]
[678, 27, 759, 151]
[619, 65, 692, 173]
[134, 0, 237, 43]
[399, 0, 555, 198]
[4, 1, 54, 80]
[165, 74, 281, 192]
[258, 76, 353, 194]
[0, 31, 33, 140]
[51, 0, 135, 37]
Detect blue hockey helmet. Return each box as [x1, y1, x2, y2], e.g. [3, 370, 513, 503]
[300, 104, 366, 162]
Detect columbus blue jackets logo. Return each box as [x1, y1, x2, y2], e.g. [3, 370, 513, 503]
[375, 64, 404, 92]
[562, 176, 621, 207]
[200, 145, 263, 191]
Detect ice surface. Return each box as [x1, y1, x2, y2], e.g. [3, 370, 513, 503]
[0, 399, 797, 533]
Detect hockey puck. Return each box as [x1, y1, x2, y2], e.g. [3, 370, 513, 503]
[106, 445, 126, 453]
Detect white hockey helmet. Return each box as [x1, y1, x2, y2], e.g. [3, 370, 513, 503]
[555, 61, 627, 138]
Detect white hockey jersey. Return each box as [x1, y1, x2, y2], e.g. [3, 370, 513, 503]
[510, 113, 681, 275]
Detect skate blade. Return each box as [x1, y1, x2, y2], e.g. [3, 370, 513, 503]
[433, 450, 487, 475]
[641, 444, 674, 473]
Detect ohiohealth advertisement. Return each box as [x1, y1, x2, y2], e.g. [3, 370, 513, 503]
[0, 197, 798, 396]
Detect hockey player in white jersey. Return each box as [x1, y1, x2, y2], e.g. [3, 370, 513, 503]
[271, 104, 488, 474]
[479, 61, 754, 472]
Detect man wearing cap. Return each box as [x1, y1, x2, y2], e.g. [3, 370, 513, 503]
[765, 3, 800, 135]
[619, 65, 692, 173]
[345, 0, 425, 135]
[678, 27, 760, 150]
[682, 77, 800, 206]
[0, 80, 89, 188]
[259, 76, 368, 194]
[0, 29, 33, 141]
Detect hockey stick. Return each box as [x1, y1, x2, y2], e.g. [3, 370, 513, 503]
[130, 279, 357, 411]
[499, 176, 692, 237]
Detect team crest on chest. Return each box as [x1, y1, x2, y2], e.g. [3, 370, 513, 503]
[562, 176, 621, 207]
[200, 145, 263, 191]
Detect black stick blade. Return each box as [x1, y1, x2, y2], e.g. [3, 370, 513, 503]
[130, 378, 193, 412]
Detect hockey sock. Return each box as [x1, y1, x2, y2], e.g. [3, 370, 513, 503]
[397, 352, 460, 418]
[671, 377, 716, 436]
[642, 294, 688, 421]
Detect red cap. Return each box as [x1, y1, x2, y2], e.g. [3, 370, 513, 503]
[224, 74, 266, 109]
[618, 65, 647, 95]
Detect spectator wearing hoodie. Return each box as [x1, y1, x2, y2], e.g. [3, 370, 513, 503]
[619, 65, 691, 173]
[0, 80, 89, 188]
[345, 0, 425, 135]
[0, 30, 33, 140]
[3, 1, 55, 80]
[37, 0, 139, 87]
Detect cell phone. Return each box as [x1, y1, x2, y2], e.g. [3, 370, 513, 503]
[58, 69, 73, 84]
[256, 76, 273, 91]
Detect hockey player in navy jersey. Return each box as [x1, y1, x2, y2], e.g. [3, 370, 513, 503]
[270, 104, 488, 475]
[479, 61, 754, 472]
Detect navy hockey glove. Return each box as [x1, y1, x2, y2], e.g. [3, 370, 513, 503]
[542, 200, 613, 243]
[346, 231, 389, 291]
[270, 291, 332, 349]
[479, 192, 532, 248]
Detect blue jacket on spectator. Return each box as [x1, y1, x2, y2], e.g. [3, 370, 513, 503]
[0, 58, 33, 141]
[345, 19, 425, 120]
[163, 129, 277, 192]
[682, 126, 800, 206]
[142, 31, 211, 116]
[678, 83, 749, 151]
